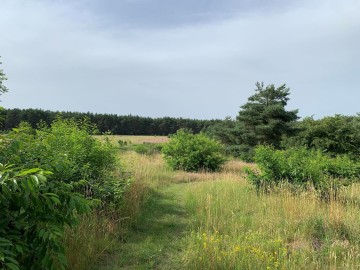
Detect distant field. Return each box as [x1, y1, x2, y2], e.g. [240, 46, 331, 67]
[93, 135, 169, 145]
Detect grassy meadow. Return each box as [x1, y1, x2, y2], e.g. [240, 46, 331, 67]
[93, 135, 169, 146]
[67, 136, 360, 270]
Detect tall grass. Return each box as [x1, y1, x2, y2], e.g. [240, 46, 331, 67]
[182, 177, 360, 269]
[65, 212, 120, 269]
[65, 150, 360, 269]
[64, 152, 174, 269]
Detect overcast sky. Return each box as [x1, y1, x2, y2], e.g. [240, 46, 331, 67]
[1, 0, 359, 119]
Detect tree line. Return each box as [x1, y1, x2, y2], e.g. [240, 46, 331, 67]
[2, 84, 360, 163]
[0, 108, 221, 135]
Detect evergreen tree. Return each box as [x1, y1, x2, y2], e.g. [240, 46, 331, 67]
[237, 82, 298, 160]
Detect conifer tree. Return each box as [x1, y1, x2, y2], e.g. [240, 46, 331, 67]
[236, 82, 298, 160]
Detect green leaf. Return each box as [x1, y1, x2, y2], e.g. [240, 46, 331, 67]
[37, 174, 47, 184]
[48, 195, 61, 205]
[0, 238, 12, 247]
[14, 245, 23, 254]
[11, 179, 18, 191]
[30, 175, 39, 186]
[4, 257, 19, 265]
[4, 262, 20, 270]
[16, 168, 42, 177]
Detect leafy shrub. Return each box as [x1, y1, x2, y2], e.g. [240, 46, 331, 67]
[282, 115, 360, 159]
[0, 164, 89, 270]
[134, 143, 163, 155]
[0, 118, 131, 268]
[162, 129, 226, 172]
[91, 172, 132, 209]
[246, 145, 360, 196]
[0, 118, 124, 205]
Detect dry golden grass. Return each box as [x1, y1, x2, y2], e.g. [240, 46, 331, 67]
[120, 152, 173, 186]
[94, 135, 169, 145]
[120, 152, 248, 185]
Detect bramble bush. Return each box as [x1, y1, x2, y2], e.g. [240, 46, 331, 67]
[246, 145, 360, 197]
[162, 129, 226, 172]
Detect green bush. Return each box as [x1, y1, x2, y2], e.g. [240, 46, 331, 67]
[0, 118, 131, 268]
[162, 129, 226, 172]
[0, 164, 89, 270]
[134, 143, 163, 155]
[0, 118, 127, 205]
[282, 115, 360, 159]
[246, 145, 360, 196]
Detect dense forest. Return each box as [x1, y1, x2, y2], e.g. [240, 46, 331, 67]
[0, 108, 220, 135]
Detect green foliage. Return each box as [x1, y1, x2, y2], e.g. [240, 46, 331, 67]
[0, 57, 8, 96]
[0, 164, 90, 270]
[236, 82, 298, 161]
[205, 117, 240, 145]
[0, 118, 131, 268]
[204, 82, 299, 161]
[162, 129, 226, 172]
[283, 115, 360, 159]
[0, 106, 5, 129]
[134, 143, 163, 155]
[247, 146, 359, 196]
[0, 57, 8, 128]
[204, 117, 245, 157]
[0, 118, 125, 205]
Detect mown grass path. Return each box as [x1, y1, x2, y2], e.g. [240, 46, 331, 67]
[99, 183, 190, 270]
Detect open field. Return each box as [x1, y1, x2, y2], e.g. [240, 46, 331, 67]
[93, 135, 169, 146]
[90, 151, 360, 270]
